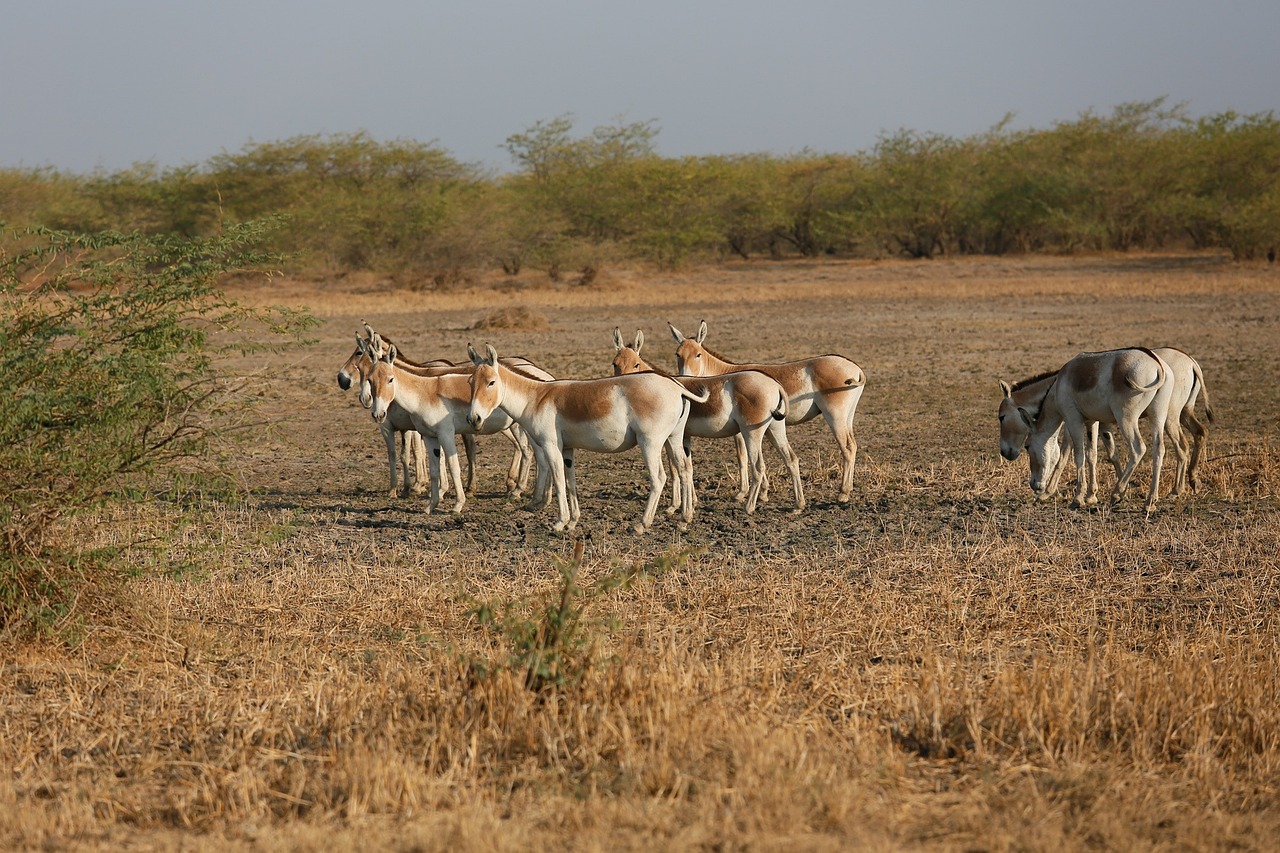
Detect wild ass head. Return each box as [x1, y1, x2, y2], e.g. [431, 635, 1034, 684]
[467, 343, 502, 430]
[611, 328, 647, 376]
[668, 320, 710, 377]
[360, 337, 398, 425]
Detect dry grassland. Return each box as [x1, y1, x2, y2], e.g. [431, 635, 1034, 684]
[3, 254, 1280, 851]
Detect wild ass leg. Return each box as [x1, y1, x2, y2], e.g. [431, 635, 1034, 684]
[461, 434, 477, 495]
[1181, 410, 1209, 491]
[563, 449, 581, 530]
[438, 433, 467, 514]
[543, 441, 572, 532]
[424, 436, 444, 514]
[765, 419, 805, 513]
[818, 392, 859, 502]
[636, 439, 670, 533]
[664, 438, 686, 515]
[733, 433, 751, 502]
[1110, 419, 1147, 505]
[1145, 405, 1173, 513]
[740, 425, 768, 514]
[381, 422, 402, 497]
[499, 426, 525, 496]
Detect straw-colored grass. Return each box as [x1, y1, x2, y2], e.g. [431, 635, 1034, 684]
[4, 253, 1279, 850]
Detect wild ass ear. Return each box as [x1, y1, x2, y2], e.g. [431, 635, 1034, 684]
[612, 327, 624, 353]
[362, 320, 375, 340]
[696, 320, 708, 344]
[383, 344, 397, 365]
[668, 322, 684, 343]
[999, 379, 1013, 398]
[484, 344, 499, 366]
[467, 343, 483, 366]
[634, 329, 644, 354]
[356, 334, 369, 355]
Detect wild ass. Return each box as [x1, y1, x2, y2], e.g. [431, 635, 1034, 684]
[1002, 347, 1173, 511]
[668, 320, 866, 502]
[611, 328, 803, 514]
[343, 325, 551, 497]
[363, 339, 536, 515]
[467, 343, 708, 533]
[336, 325, 447, 496]
[1000, 346, 1212, 500]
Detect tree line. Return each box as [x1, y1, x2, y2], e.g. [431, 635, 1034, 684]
[2, 99, 1277, 284]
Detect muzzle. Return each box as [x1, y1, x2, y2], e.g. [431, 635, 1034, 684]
[337, 371, 352, 391]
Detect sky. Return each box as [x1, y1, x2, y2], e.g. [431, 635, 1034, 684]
[3, 0, 1278, 175]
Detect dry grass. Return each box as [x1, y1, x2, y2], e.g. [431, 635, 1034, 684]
[4, 253, 1280, 850]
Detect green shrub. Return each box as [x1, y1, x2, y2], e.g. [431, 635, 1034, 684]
[0, 220, 314, 636]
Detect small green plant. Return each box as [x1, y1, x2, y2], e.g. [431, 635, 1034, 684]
[0, 220, 315, 636]
[471, 541, 693, 692]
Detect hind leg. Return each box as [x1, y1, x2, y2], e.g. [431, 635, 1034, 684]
[820, 399, 860, 502]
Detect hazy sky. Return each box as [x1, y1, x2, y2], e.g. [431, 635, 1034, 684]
[4, 1, 1278, 174]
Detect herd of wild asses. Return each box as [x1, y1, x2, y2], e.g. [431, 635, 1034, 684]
[337, 321, 1211, 531]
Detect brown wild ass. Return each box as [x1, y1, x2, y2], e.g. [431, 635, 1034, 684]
[467, 343, 708, 533]
[336, 325, 447, 496]
[1006, 347, 1173, 511]
[362, 338, 537, 514]
[669, 320, 866, 502]
[611, 328, 803, 514]
[343, 326, 551, 497]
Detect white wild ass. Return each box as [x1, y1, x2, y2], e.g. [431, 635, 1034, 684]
[611, 328, 804, 514]
[343, 326, 551, 498]
[1002, 347, 1174, 511]
[1000, 346, 1212, 501]
[362, 338, 537, 515]
[467, 343, 708, 533]
[669, 320, 866, 502]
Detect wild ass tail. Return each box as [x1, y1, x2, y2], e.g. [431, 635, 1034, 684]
[679, 382, 712, 404]
[1192, 359, 1216, 424]
[771, 390, 787, 421]
[1127, 347, 1166, 392]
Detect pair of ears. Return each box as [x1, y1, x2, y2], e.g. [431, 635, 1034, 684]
[668, 320, 709, 345]
[612, 328, 645, 354]
[467, 343, 499, 366]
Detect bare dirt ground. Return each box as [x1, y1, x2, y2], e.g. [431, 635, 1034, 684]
[4, 254, 1280, 851]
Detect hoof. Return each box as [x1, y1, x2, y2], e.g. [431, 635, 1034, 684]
[633, 523, 648, 534]
[837, 491, 852, 503]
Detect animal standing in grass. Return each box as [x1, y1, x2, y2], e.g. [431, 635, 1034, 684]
[669, 320, 865, 502]
[467, 343, 708, 533]
[611, 328, 804, 514]
[1000, 347, 1175, 512]
[1014, 346, 1215, 500]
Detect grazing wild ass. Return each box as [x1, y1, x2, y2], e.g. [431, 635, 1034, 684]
[362, 338, 536, 514]
[467, 343, 708, 533]
[669, 320, 866, 502]
[1000, 347, 1212, 501]
[1002, 347, 1173, 511]
[611, 328, 803, 514]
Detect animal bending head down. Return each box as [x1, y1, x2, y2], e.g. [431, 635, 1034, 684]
[467, 343, 502, 429]
[612, 328, 648, 375]
[997, 378, 1045, 461]
[668, 319, 710, 376]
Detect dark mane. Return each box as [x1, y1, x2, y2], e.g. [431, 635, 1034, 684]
[636, 360, 674, 378]
[1010, 369, 1059, 392]
[700, 344, 739, 365]
[503, 359, 548, 381]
